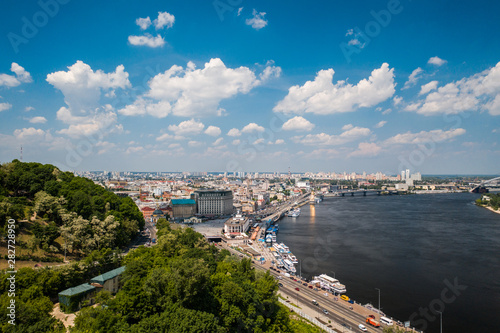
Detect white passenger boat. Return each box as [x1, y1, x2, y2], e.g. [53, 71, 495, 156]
[313, 274, 347, 294]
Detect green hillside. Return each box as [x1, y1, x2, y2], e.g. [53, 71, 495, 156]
[0, 160, 144, 264]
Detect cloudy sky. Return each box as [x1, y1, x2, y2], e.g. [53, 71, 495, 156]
[1, 0, 499, 174]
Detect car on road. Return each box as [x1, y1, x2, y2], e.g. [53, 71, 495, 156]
[308, 285, 313, 289]
[302, 283, 307, 286]
[278, 283, 283, 287]
[295, 287, 300, 291]
[368, 315, 375, 319]
[358, 324, 367, 331]
[341, 295, 350, 301]
[322, 309, 328, 315]
[312, 300, 318, 306]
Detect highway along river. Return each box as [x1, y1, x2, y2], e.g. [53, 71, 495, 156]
[277, 193, 500, 333]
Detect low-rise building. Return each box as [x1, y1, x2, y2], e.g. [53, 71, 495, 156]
[90, 266, 126, 294]
[224, 213, 250, 237]
[58, 283, 96, 313]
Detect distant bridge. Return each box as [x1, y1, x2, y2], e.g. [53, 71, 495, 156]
[323, 189, 388, 197]
[470, 176, 500, 193]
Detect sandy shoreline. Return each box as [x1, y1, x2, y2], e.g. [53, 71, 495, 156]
[482, 205, 500, 215]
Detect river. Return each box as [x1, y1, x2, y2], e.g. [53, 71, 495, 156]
[277, 193, 500, 333]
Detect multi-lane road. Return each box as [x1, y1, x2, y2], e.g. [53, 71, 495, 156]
[255, 265, 383, 333]
[222, 243, 383, 332]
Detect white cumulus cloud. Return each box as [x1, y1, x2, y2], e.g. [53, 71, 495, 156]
[128, 34, 165, 47]
[385, 128, 466, 145]
[136, 17, 152, 30]
[119, 98, 171, 118]
[374, 120, 387, 128]
[419, 81, 439, 95]
[0, 63, 32, 88]
[213, 137, 224, 146]
[204, 125, 221, 137]
[407, 62, 500, 116]
[28, 116, 47, 124]
[227, 128, 241, 137]
[428, 56, 447, 66]
[154, 11, 175, 30]
[402, 67, 423, 90]
[274, 63, 395, 115]
[168, 119, 205, 136]
[46, 61, 130, 138]
[282, 116, 315, 132]
[242, 123, 265, 133]
[349, 142, 382, 157]
[246, 9, 268, 30]
[292, 126, 371, 146]
[0, 102, 12, 112]
[121, 58, 275, 118]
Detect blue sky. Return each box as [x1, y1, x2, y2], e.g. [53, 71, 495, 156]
[0, 0, 499, 174]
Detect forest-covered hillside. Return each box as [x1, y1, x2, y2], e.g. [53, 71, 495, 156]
[0, 160, 144, 261]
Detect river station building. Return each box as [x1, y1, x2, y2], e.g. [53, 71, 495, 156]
[224, 213, 250, 237]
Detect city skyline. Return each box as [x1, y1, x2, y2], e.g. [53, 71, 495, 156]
[1, 0, 500, 174]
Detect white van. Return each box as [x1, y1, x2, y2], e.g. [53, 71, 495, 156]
[380, 316, 393, 325]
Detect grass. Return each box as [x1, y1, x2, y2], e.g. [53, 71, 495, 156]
[289, 316, 326, 333]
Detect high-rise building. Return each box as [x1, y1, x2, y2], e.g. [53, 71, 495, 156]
[405, 169, 410, 180]
[401, 170, 406, 180]
[192, 189, 233, 216]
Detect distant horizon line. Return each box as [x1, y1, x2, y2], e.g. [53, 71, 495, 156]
[78, 171, 500, 177]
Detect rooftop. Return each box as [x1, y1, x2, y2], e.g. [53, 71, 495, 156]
[90, 266, 126, 285]
[59, 283, 96, 297]
[171, 198, 196, 205]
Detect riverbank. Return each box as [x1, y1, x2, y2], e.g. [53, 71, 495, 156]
[478, 204, 500, 215]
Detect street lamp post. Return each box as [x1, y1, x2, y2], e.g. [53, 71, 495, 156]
[375, 288, 381, 312]
[437, 311, 442, 333]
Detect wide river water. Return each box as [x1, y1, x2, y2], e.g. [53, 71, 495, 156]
[277, 193, 500, 333]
